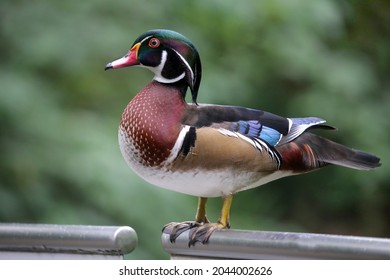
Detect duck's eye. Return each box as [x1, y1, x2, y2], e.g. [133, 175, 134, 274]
[148, 38, 160, 48]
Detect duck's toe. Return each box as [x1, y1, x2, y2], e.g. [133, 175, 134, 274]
[188, 222, 227, 246]
[163, 221, 199, 243]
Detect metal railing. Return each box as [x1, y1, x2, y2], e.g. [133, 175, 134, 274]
[162, 228, 390, 259]
[2, 223, 389, 259]
[0, 223, 137, 259]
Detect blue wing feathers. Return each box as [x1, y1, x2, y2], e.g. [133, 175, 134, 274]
[235, 120, 261, 136]
[231, 117, 333, 147]
[260, 126, 283, 146]
[231, 120, 282, 146]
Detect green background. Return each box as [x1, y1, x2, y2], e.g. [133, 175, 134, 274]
[1, 0, 389, 259]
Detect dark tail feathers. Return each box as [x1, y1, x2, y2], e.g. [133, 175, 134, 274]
[277, 132, 381, 172]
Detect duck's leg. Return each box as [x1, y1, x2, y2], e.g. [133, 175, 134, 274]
[163, 197, 209, 242]
[188, 194, 233, 246]
[195, 196, 210, 224]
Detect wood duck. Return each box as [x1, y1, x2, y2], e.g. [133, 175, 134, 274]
[105, 29, 381, 246]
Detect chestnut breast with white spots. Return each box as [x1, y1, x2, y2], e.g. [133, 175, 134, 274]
[119, 81, 185, 168]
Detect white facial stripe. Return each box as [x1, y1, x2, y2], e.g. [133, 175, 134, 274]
[172, 49, 194, 84]
[154, 72, 186, 83]
[146, 50, 186, 84]
[140, 35, 152, 44]
[152, 49, 168, 76]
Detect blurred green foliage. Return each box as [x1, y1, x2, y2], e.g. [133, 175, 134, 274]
[0, 0, 389, 259]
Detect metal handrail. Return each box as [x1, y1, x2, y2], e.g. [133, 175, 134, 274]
[162, 228, 390, 259]
[0, 223, 137, 259]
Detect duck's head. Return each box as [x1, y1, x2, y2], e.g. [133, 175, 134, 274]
[105, 29, 202, 103]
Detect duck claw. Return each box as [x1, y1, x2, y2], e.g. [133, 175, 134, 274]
[163, 222, 226, 246]
[163, 221, 199, 243]
[188, 223, 221, 246]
